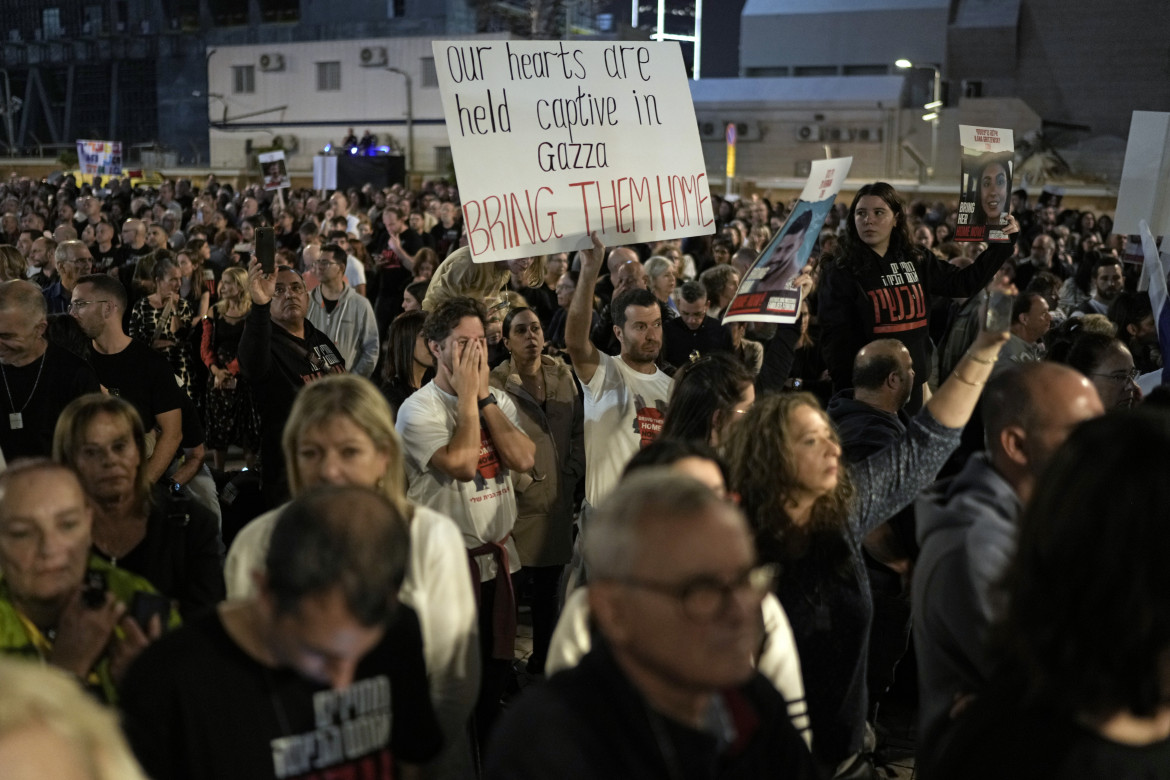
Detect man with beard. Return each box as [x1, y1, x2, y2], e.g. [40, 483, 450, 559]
[567, 233, 673, 516]
[239, 260, 345, 505]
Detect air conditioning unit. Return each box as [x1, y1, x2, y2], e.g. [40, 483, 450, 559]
[718, 121, 762, 142]
[796, 124, 822, 142]
[360, 46, 387, 67]
[259, 53, 285, 72]
[697, 120, 721, 141]
[794, 160, 812, 177]
[856, 126, 884, 143]
[825, 127, 855, 143]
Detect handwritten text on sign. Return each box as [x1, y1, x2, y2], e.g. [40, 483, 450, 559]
[434, 40, 714, 263]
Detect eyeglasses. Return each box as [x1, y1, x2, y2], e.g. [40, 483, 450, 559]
[615, 563, 778, 621]
[1092, 367, 1140, 384]
[67, 299, 109, 311]
[273, 283, 307, 297]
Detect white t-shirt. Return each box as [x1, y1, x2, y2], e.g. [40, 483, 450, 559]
[345, 254, 367, 288]
[580, 352, 674, 507]
[397, 382, 522, 581]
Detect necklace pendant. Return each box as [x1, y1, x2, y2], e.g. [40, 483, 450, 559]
[9, 412, 21, 430]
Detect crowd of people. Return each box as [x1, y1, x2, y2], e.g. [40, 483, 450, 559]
[0, 169, 1167, 780]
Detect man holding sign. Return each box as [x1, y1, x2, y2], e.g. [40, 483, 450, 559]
[567, 232, 673, 512]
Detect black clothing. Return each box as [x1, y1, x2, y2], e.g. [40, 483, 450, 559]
[486, 636, 818, 780]
[120, 606, 443, 780]
[92, 490, 224, 619]
[238, 303, 345, 503]
[931, 674, 1170, 780]
[662, 315, 735, 369]
[0, 342, 100, 458]
[90, 339, 185, 431]
[430, 221, 462, 260]
[819, 239, 1015, 406]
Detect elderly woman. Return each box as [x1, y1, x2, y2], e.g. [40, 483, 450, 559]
[224, 374, 480, 780]
[0, 460, 178, 704]
[644, 255, 679, 316]
[489, 306, 584, 674]
[53, 394, 224, 619]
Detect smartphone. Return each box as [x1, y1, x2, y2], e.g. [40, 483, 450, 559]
[81, 570, 108, 609]
[255, 226, 276, 275]
[985, 289, 1015, 333]
[129, 591, 171, 632]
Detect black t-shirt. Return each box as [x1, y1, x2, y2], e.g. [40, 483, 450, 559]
[931, 676, 1170, 780]
[89, 339, 185, 430]
[120, 605, 443, 780]
[92, 492, 224, 618]
[662, 316, 734, 369]
[0, 342, 101, 458]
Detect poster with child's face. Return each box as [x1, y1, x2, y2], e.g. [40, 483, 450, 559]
[955, 125, 1014, 243]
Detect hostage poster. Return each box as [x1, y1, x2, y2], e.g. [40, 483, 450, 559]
[956, 125, 1014, 243]
[723, 157, 851, 325]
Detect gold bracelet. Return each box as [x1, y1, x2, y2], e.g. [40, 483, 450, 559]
[951, 371, 984, 387]
[965, 351, 994, 365]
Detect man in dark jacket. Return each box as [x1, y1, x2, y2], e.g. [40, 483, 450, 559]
[826, 338, 915, 723]
[239, 260, 344, 505]
[486, 471, 818, 780]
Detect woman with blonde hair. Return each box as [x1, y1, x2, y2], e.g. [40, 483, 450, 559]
[225, 374, 480, 779]
[422, 245, 546, 312]
[200, 265, 259, 471]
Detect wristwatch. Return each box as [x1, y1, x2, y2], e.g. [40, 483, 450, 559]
[477, 393, 497, 410]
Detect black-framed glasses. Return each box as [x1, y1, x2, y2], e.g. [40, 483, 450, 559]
[67, 299, 109, 311]
[1092, 368, 1140, 384]
[616, 563, 778, 621]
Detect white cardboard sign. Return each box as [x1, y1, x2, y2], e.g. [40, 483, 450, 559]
[433, 40, 715, 262]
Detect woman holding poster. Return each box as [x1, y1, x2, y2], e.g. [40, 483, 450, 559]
[819, 182, 1018, 412]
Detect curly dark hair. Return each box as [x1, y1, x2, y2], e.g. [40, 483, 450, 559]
[992, 409, 1170, 718]
[421, 296, 487, 345]
[723, 392, 855, 562]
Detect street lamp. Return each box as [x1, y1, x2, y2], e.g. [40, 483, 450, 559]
[384, 67, 414, 174]
[896, 59, 941, 179]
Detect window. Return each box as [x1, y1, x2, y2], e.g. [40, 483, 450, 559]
[317, 61, 341, 92]
[843, 64, 890, 76]
[793, 65, 838, 77]
[421, 57, 438, 88]
[233, 65, 255, 94]
[42, 8, 64, 38]
[387, 0, 404, 17]
[83, 4, 103, 34]
[435, 146, 453, 176]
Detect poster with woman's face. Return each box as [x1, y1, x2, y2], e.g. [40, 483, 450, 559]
[956, 125, 1014, 243]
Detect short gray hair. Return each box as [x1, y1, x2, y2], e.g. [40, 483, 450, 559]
[584, 469, 743, 581]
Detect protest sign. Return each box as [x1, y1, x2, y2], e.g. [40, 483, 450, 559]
[723, 158, 851, 325]
[432, 40, 714, 263]
[955, 125, 1014, 243]
[1115, 112, 1170, 264]
[259, 150, 290, 191]
[76, 140, 123, 176]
